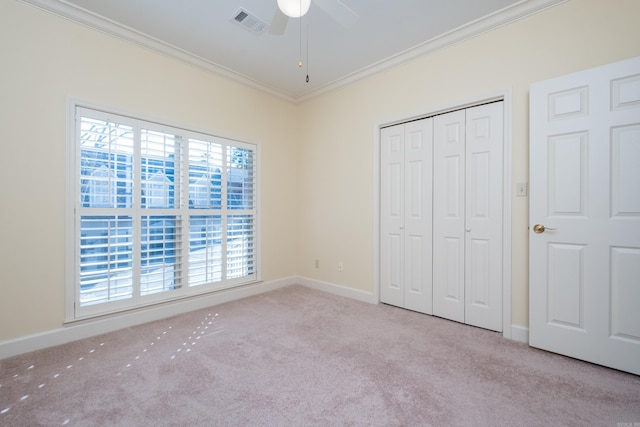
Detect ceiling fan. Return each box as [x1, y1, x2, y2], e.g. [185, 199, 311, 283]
[269, 0, 358, 35]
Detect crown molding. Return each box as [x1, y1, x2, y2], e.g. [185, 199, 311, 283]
[296, 0, 568, 103]
[17, 0, 566, 104]
[16, 0, 296, 103]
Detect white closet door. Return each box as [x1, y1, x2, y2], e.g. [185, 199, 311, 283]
[433, 110, 466, 323]
[433, 103, 503, 331]
[380, 119, 433, 314]
[465, 102, 503, 331]
[403, 119, 433, 314]
[380, 125, 405, 308]
[530, 56, 640, 374]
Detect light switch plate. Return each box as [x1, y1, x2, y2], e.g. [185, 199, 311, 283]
[516, 182, 528, 197]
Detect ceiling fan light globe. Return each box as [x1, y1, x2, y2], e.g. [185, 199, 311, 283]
[277, 0, 311, 18]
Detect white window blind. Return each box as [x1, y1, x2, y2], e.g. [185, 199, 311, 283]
[72, 106, 258, 319]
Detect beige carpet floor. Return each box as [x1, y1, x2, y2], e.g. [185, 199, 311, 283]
[1, 285, 639, 426]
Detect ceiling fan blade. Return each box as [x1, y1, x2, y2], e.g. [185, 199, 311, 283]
[312, 0, 358, 29]
[268, 7, 289, 35]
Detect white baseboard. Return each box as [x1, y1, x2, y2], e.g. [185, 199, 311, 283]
[297, 276, 377, 304]
[298, 278, 532, 345]
[0, 277, 296, 360]
[0, 275, 523, 360]
[510, 324, 529, 343]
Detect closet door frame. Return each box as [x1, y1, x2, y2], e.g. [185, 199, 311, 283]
[373, 89, 514, 339]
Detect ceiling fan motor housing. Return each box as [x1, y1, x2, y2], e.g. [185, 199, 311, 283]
[277, 0, 312, 18]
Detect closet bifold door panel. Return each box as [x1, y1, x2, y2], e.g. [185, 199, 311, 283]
[464, 103, 503, 331]
[380, 118, 433, 314]
[433, 102, 504, 332]
[432, 109, 466, 323]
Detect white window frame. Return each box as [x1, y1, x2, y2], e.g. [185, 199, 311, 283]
[65, 100, 261, 321]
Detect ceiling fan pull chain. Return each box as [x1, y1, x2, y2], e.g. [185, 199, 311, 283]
[306, 23, 310, 83]
[298, 0, 303, 68]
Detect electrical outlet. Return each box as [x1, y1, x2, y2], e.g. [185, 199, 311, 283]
[338, 262, 343, 272]
[314, 259, 319, 269]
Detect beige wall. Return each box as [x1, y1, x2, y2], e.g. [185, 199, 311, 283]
[296, 0, 640, 327]
[0, 1, 300, 341]
[1, 0, 639, 344]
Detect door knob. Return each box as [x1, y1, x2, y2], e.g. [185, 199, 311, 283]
[533, 224, 557, 233]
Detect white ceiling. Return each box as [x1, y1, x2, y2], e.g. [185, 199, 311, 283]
[21, 0, 563, 102]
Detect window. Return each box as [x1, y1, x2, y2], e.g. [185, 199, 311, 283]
[71, 106, 258, 319]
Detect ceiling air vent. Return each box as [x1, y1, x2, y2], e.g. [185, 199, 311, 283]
[232, 8, 268, 34]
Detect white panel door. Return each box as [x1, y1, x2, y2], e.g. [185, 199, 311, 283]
[530, 56, 640, 375]
[433, 104, 503, 331]
[433, 109, 466, 323]
[403, 119, 434, 314]
[381, 125, 405, 308]
[465, 102, 503, 331]
[380, 119, 433, 314]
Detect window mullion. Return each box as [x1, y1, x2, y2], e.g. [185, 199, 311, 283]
[221, 142, 229, 281]
[74, 109, 82, 318]
[175, 134, 187, 293]
[132, 120, 142, 304]
[181, 135, 191, 290]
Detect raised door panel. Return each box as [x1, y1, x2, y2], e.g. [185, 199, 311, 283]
[548, 132, 587, 216]
[547, 243, 585, 329]
[610, 247, 640, 341]
[611, 124, 640, 216]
